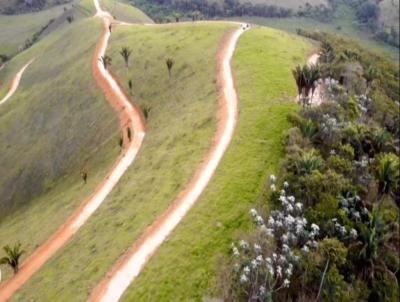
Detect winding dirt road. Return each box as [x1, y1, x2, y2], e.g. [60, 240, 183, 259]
[0, 6, 145, 302]
[89, 12, 246, 302]
[0, 59, 34, 106]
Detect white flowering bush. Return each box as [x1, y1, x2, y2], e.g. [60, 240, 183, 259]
[320, 114, 342, 146]
[354, 94, 371, 116]
[230, 177, 320, 301]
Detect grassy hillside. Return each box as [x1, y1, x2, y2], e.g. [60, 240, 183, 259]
[0, 0, 154, 283]
[0, 15, 121, 279]
[235, 3, 399, 62]
[0, 5, 68, 57]
[0, 0, 72, 14]
[10, 22, 235, 301]
[121, 26, 312, 301]
[101, 0, 153, 23]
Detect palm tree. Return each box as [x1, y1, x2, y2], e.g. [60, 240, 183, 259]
[119, 47, 132, 68]
[173, 12, 181, 23]
[292, 65, 304, 99]
[0, 243, 25, 274]
[293, 64, 320, 106]
[370, 128, 393, 154]
[363, 65, 378, 92]
[166, 58, 174, 77]
[99, 55, 112, 70]
[294, 150, 324, 175]
[300, 119, 318, 141]
[128, 79, 133, 95]
[319, 40, 335, 64]
[141, 104, 151, 120]
[375, 153, 399, 199]
[352, 213, 398, 284]
[308, 64, 321, 104]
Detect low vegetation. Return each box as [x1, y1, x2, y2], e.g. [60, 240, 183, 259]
[131, 0, 333, 23]
[0, 243, 25, 275]
[345, 0, 399, 47]
[222, 29, 399, 301]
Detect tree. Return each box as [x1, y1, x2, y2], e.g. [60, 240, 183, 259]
[375, 153, 399, 199]
[0, 243, 25, 274]
[99, 55, 112, 70]
[119, 47, 132, 68]
[356, 1, 380, 24]
[363, 65, 378, 92]
[308, 64, 321, 104]
[292, 64, 320, 106]
[141, 104, 151, 120]
[319, 40, 335, 64]
[128, 79, 133, 95]
[352, 213, 398, 287]
[166, 58, 174, 77]
[292, 65, 305, 98]
[293, 150, 325, 175]
[80, 170, 88, 184]
[127, 127, 132, 142]
[173, 12, 181, 22]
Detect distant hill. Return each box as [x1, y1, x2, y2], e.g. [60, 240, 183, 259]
[237, 0, 329, 11]
[0, 0, 73, 14]
[379, 0, 399, 30]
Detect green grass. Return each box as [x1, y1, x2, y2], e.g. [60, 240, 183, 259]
[121, 27, 311, 301]
[0, 16, 121, 280]
[232, 4, 399, 62]
[100, 0, 153, 23]
[0, 5, 68, 57]
[10, 22, 234, 301]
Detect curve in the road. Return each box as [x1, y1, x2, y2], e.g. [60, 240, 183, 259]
[89, 23, 246, 302]
[0, 7, 145, 302]
[0, 59, 34, 106]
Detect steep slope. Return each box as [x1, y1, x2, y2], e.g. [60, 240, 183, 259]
[0, 5, 146, 299]
[0, 59, 34, 106]
[100, 0, 153, 23]
[0, 4, 68, 57]
[0, 0, 152, 285]
[121, 26, 313, 301]
[9, 22, 235, 301]
[89, 23, 245, 302]
[0, 16, 121, 280]
[0, 0, 72, 14]
[237, 3, 399, 62]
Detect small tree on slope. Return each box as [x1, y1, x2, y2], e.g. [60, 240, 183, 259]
[0, 243, 25, 274]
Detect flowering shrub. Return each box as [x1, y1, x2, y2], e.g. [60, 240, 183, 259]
[230, 177, 319, 301]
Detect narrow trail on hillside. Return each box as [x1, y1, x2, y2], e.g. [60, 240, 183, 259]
[0, 59, 34, 106]
[89, 11, 247, 302]
[0, 6, 145, 302]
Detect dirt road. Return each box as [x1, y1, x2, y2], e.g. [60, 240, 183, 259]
[0, 59, 34, 106]
[89, 20, 246, 302]
[0, 7, 145, 302]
